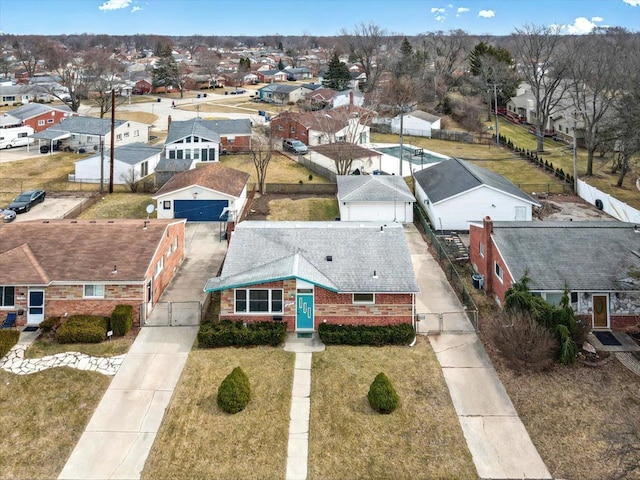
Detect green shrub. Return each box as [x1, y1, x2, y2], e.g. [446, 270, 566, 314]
[39, 316, 62, 334]
[55, 315, 109, 344]
[368, 372, 399, 414]
[318, 323, 415, 346]
[0, 330, 20, 358]
[217, 367, 251, 414]
[111, 305, 134, 336]
[198, 320, 286, 348]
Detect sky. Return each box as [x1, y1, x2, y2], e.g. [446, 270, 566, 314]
[0, 0, 638, 37]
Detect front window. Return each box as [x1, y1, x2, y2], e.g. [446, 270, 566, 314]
[84, 284, 105, 298]
[494, 262, 503, 282]
[353, 293, 374, 304]
[479, 242, 484, 258]
[154, 257, 164, 278]
[163, 200, 171, 210]
[0, 286, 15, 307]
[235, 289, 283, 313]
[38, 120, 45, 126]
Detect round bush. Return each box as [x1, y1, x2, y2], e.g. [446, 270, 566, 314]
[217, 367, 251, 414]
[368, 372, 399, 414]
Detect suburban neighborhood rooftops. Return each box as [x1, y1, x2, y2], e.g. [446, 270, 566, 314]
[0, 219, 185, 285]
[83, 143, 161, 166]
[44, 116, 126, 136]
[413, 157, 540, 206]
[485, 221, 640, 291]
[153, 163, 250, 198]
[165, 118, 251, 144]
[337, 175, 415, 203]
[4, 103, 73, 121]
[204, 221, 419, 294]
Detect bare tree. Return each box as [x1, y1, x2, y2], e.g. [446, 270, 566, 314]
[511, 24, 570, 152]
[251, 128, 274, 194]
[120, 167, 141, 193]
[42, 44, 87, 112]
[196, 49, 221, 86]
[85, 49, 126, 118]
[422, 29, 471, 101]
[13, 36, 49, 78]
[566, 28, 629, 176]
[341, 22, 387, 92]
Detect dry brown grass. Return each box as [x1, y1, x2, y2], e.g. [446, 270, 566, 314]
[77, 193, 156, 219]
[308, 337, 476, 480]
[0, 368, 110, 480]
[141, 347, 294, 480]
[25, 335, 135, 359]
[267, 197, 339, 221]
[115, 111, 158, 125]
[220, 152, 332, 184]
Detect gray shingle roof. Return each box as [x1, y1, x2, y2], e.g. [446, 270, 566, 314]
[204, 221, 419, 293]
[83, 143, 161, 166]
[337, 175, 415, 203]
[165, 118, 251, 144]
[259, 84, 300, 94]
[155, 157, 192, 173]
[413, 157, 540, 206]
[6, 103, 72, 120]
[52, 116, 125, 136]
[491, 221, 640, 291]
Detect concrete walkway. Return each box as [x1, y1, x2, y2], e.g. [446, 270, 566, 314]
[405, 223, 552, 480]
[283, 333, 325, 480]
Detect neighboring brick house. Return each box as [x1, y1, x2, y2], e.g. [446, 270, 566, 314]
[204, 221, 419, 332]
[134, 78, 152, 94]
[0, 219, 186, 327]
[0, 103, 75, 132]
[165, 117, 252, 165]
[256, 69, 287, 83]
[469, 217, 640, 331]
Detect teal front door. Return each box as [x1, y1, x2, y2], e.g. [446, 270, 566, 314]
[296, 293, 314, 331]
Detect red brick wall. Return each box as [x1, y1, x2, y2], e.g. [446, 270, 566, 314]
[147, 221, 185, 306]
[220, 135, 251, 153]
[270, 115, 310, 144]
[23, 111, 72, 133]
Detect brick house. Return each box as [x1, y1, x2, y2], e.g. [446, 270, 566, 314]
[0, 219, 186, 327]
[469, 217, 640, 331]
[0, 103, 75, 133]
[204, 221, 419, 332]
[134, 78, 152, 94]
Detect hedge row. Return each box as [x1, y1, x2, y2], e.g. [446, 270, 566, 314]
[0, 330, 20, 358]
[198, 321, 287, 348]
[55, 315, 109, 344]
[318, 323, 415, 346]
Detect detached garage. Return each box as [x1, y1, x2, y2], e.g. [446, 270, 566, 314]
[336, 174, 415, 223]
[153, 163, 250, 222]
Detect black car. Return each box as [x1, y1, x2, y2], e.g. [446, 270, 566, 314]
[8, 189, 46, 213]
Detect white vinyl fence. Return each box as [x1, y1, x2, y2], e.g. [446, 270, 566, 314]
[577, 179, 640, 223]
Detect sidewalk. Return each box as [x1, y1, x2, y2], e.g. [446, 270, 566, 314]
[405, 223, 552, 480]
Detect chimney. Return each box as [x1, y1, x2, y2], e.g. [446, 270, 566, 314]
[167, 115, 172, 131]
[482, 216, 494, 294]
[349, 90, 353, 106]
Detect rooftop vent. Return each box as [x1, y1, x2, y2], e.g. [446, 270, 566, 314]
[326, 255, 333, 262]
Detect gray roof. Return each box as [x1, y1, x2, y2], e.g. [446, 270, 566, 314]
[337, 175, 415, 203]
[490, 221, 640, 291]
[6, 103, 72, 120]
[259, 83, 300, 94]
[30, 129, 70, 141]
[204, 221, 419, 293]
[409, 110, 441, 123]
[413, 157, 540, 206]
[155, 157, 192, 173]
[301, 83, 324, 91]
[51, 116, 125, 136]
[165, 118, 251, 144]
[81, 143, 161, 166]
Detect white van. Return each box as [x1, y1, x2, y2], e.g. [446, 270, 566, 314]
[0, 126, 34, 149]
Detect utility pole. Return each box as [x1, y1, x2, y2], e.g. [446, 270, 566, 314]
[572, 112, 578, 194]
[399, 110, 404, 177]
[109, 89, 115, 194]
[494, 83, 500, 147]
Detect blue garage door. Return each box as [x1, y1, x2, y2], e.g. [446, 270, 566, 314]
[174, 199, 229, 222]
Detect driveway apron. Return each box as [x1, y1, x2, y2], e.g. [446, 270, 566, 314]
[405, 223, 551, 480]
[58, 223, 226, 480]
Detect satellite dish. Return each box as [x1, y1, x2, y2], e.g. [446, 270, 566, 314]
[636, 178, 640, 191]
[145, 204, 155, 220]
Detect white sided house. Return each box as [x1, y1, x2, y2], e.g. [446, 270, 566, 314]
[153, 163, 250, 222]
[337, 175, 415, 223]
[413, 157, 540, 231]
[391, 110, 441, 138]
[73, 143, 162, 184]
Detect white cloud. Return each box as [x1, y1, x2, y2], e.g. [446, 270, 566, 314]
[435, 15, 446, 22]
[566, 16, 600, 34]
[431, 7, 445, 13]
[478, 9, 495, 18]
[131, 5, 141, 12]
[99, 0, 131, 11]
[623, 0, 640, 6]
[457, 7, 470, 13]
[591, 16, 603, 22]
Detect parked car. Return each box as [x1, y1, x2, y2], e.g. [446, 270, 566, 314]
[283, 139, 308, 154]
[230, 89, 246, 95]
[8, 189, 46, 213]
[0, 208, 16, 223]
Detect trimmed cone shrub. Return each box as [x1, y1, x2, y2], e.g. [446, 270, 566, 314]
[217, 367, 251, 414]
[368, 372, 399, 414]
[111, 304, 134, 336]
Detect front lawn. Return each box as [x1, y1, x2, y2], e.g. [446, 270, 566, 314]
[266, 197, 339, 221]
[220, 152, 332, 184]
[77, 193, 156, 219]
[142, 347, 295, 479]
[0, 368, 111, 480]
[308, 337, 476, 479]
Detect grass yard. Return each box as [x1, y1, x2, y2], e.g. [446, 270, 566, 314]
[221, 152, 332, 184]
[77, 193, 156, 219]
[115, 111, 158, 125]
[142, 347, 294, 480]
[492, 355, 640, 480]
[308, 337, 476, 480]
[25, 335, 135, 359]
[266, 197, 339, 221]
[0, 368, 111, 480]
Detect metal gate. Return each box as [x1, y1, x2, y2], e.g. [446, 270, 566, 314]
[415, 310, 478, 334]
[143, 301, 202, 326]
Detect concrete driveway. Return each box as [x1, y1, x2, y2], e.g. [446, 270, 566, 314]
[0, 145, 44, 163]
[8, 194, 90, 222]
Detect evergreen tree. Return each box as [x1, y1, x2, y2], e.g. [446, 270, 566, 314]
[322, 52, 351, 91]
[152, 51, 179, 91]
[277, 58, 285, 70]
[400, 37, 413, 56]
